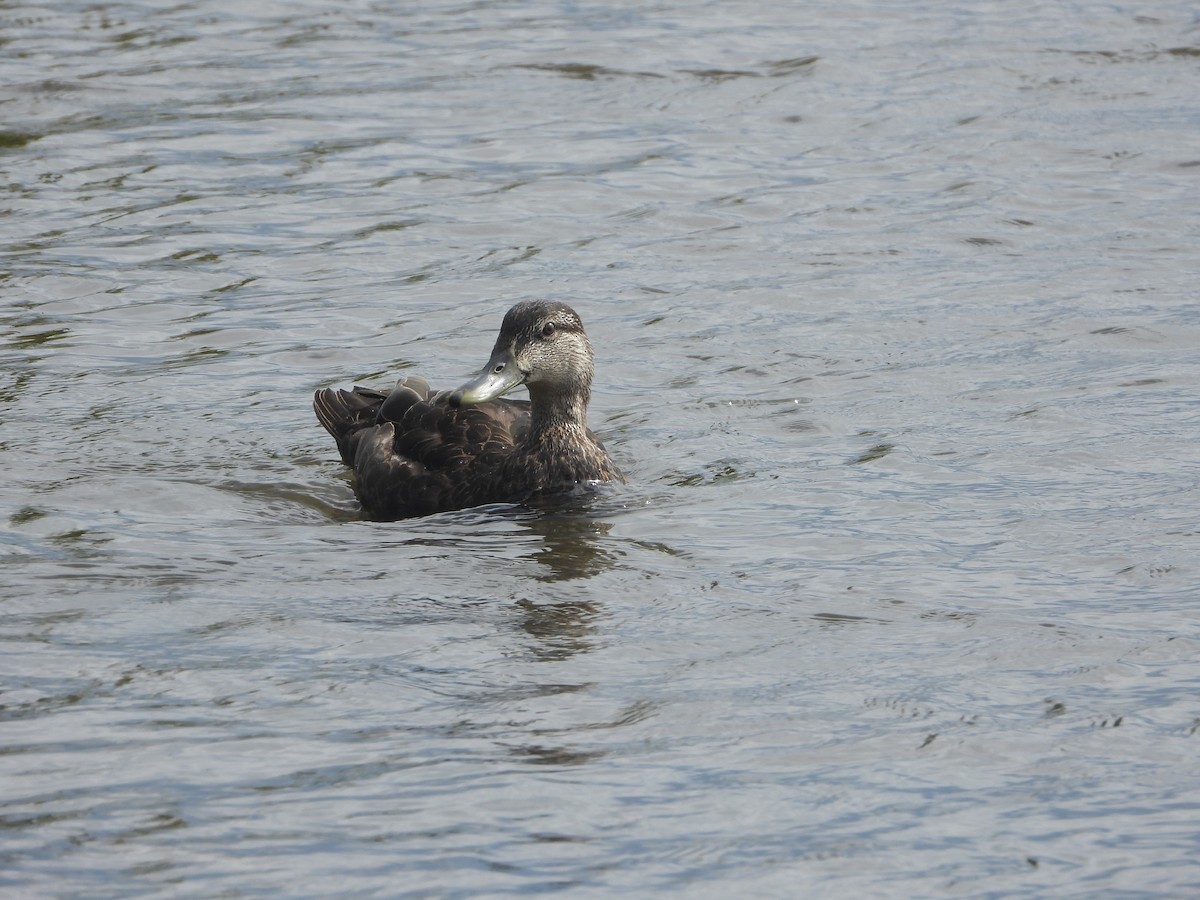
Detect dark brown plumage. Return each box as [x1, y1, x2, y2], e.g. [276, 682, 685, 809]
[313, 301, 625, 519]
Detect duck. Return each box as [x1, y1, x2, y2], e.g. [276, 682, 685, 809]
[313, 300, 626, 519]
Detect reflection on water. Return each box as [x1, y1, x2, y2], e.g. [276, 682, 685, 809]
[522, 503, 620, 583]
[485, 504, 618, 659]
[515, 597, 599, 661]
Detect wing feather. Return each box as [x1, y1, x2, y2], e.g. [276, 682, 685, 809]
[315, 377, 534, 518]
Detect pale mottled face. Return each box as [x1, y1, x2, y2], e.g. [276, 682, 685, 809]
[450, 300, 595, 409]
[495, 301, 593, 392]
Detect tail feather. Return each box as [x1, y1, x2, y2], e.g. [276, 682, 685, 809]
[313, 386, 387, 466]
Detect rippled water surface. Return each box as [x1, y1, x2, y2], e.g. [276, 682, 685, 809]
[3, 0, 1200, 895]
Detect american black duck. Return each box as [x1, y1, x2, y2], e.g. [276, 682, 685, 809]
[313, 300, 625, 519]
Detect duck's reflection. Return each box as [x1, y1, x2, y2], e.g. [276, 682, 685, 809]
[513, 596, 599, 661]
[520, 503, 617, 583]
[488, 502, 641, 764]
[505, 503, 618, 657]
[504, 742, 607, 766]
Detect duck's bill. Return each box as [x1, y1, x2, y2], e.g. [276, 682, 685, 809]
[449, 349, 527, 407]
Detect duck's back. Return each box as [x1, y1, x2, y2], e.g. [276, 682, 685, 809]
[314, 376, 531, 518]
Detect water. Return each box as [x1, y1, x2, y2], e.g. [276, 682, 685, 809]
[3, 0, 1199, 895]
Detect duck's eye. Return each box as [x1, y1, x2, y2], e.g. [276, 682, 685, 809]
[541, 322, 556, 338]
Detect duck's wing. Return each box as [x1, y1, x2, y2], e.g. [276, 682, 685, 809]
[389, 395, 528, 470]
[313, 376, 442, 466]
[367, 399, 531, 517]
[316, 376, 533, 518]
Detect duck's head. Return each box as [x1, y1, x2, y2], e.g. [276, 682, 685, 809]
[449, 301, 594, 411]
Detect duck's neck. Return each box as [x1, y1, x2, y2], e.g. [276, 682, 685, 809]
[526, 384, 591, 442]
[512, 381, 624, 487]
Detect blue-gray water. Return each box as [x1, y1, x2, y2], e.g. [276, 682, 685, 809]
[3, 1, 1199, 895]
